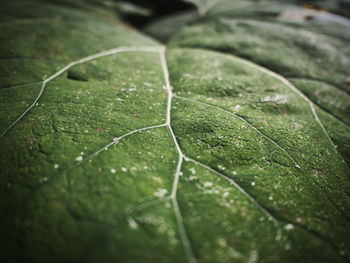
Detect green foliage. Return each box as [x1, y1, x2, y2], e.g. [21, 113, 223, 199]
[0, 0, 349, 263]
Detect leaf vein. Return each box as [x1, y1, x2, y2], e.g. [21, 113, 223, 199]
[0, 45, 161, 137]
[174, 94, 300, 169]
[159, 46, 197, 263]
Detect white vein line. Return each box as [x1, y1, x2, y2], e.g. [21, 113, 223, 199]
[309, 103, 339, 150]
[125, 196, 170, 215]
[159, 46, 184, 190]
[227, 54, 343, 161]
[287, 80, 350, 130]
[90, 123, 166, 159]
[185, 154, 346, 258]
[0, 81, 43, 92]
[0, 46, 161, 138]
[60, 124, 166, 177]
[159, 46, 197, 263]
[171, 154, 184, 199]
[127, 196, 195, 263]
[160, 48, 172, 126]
[0, 81, 45, 137]
[184, 156, 277, 223]
[172, 196, 196, 261]
[174, 94, 300, 169]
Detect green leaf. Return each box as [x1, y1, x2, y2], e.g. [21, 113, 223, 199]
[1, 1, 349, 263]
[166, 0, 350, 165]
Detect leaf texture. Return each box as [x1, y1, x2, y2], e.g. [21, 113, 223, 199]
[0, 1, 350, 263]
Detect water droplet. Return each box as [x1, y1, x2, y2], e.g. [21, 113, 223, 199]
[154, 188, 168, 197]
[127, 217, 138, 229]
[204, 181, 213, 188]
[284, 224, 294, 231]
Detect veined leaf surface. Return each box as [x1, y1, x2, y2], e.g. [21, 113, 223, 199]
[1, 1, 349, 263]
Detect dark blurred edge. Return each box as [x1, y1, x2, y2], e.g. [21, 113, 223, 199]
[125, 0, 192, 27]
[31, 0, 350, 27]
[125, 0, 350, 27]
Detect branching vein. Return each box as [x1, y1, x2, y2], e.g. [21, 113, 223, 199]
[227, 54, 345, 163]
[184, 156, 277, 223]
[58, 124, 166, 183]
[0, 81, 43, 92]
[159, 46, 197, 263]
[125, 196, 170, 215]
[0, 46, 160, 137]
[4, 34, 346, 260]
[174, 94, 300, 169]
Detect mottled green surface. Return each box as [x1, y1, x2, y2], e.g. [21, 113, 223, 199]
[0, 0, 157, 88]
[289, 78, 350, 125]
[170, 19, 350, 91]
[1, 0, 350, 263]
[166, 0, 350, 166]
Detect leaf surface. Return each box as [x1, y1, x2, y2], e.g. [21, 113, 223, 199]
[164, 0, 350, 165]
[1, 1, 350, 263]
